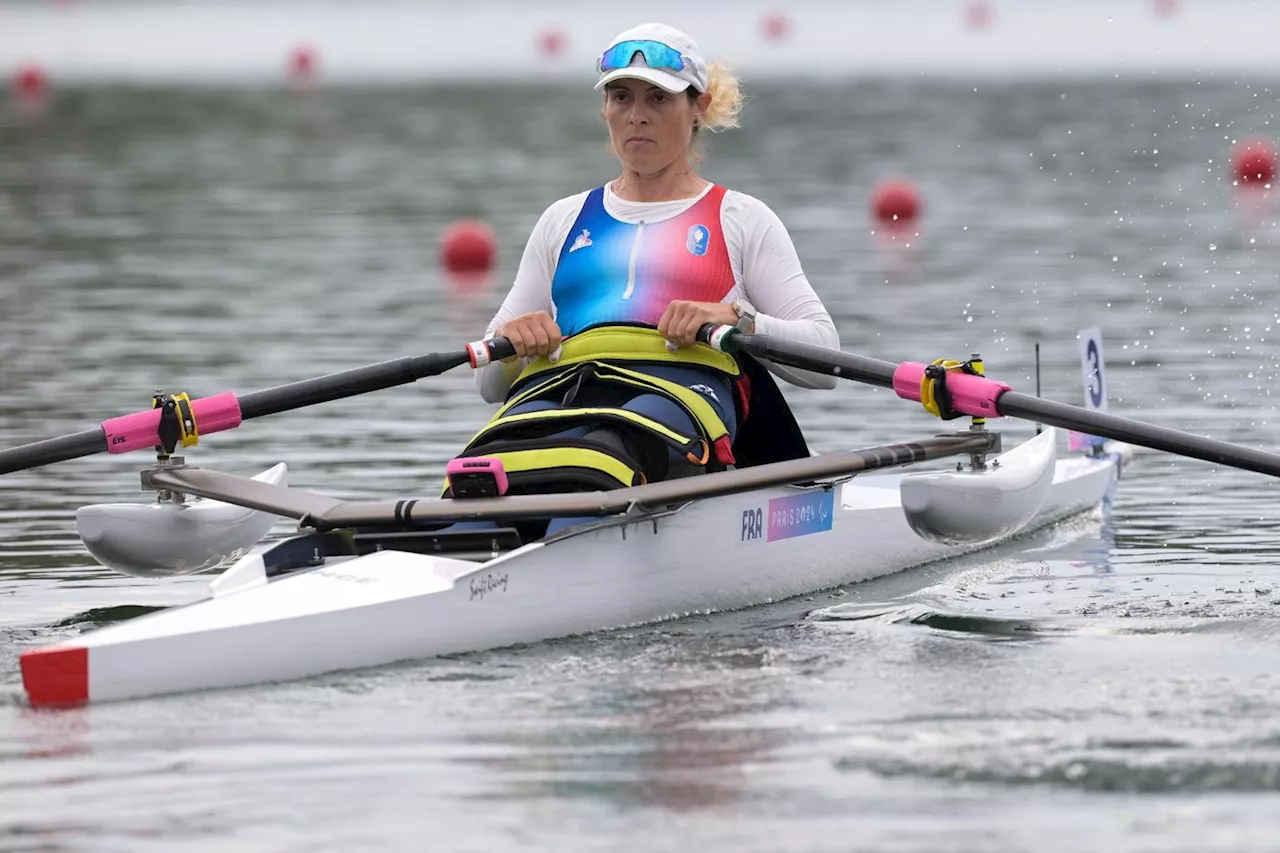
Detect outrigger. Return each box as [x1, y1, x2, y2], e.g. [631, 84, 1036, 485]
[11, 325, 1279, 708]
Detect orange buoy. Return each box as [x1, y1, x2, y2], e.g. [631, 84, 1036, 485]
[12, 62, 49, 108]
[762, 13, 791, 42]
[288, 44, 319, 86]
[963, 1, 994, 30]
[538, 27, 567, 58]
[441, 219, 497, 276]
[871, 179, 922, 230]
[1231, 137, 1276, 188]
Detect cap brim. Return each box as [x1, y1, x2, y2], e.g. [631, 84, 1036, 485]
[593, 66, 691, 94]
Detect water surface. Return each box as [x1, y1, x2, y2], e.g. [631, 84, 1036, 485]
[2, 79, 1280, 851]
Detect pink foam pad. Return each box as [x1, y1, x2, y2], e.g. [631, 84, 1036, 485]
[446, 456, 509, 497]
[101, 392, 243, 454]
[891, 362, 1011, 418]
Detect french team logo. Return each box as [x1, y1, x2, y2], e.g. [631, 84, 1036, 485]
[686, 224, 709, 257]
[569, 229, 592, 253]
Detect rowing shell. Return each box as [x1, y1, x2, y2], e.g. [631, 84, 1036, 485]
[20, 427, 1125, 707]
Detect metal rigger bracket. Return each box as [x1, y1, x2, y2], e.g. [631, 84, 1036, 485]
[922, 352, 1003, 471]
[139, 390, 201, 503]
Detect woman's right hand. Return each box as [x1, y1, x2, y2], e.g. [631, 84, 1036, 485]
[495, 311, 562, 361]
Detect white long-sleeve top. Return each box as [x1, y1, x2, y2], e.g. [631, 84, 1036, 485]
[477, 183, 840, 403]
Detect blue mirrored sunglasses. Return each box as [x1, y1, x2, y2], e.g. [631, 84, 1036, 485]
[597, 40, 688, 74]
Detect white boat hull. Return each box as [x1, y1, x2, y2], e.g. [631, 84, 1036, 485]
[20, 430, 1123, 706]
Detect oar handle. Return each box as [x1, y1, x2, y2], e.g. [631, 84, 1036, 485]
[0, 337, 515, 475]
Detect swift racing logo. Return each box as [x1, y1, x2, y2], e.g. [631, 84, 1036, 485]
[469, 572, 509, 601]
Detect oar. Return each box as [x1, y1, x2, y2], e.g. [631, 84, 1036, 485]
[0, 337, 515, 475]
[699, 324, 1280, 479]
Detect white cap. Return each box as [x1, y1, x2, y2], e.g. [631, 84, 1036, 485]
[593, 23, 709, 94]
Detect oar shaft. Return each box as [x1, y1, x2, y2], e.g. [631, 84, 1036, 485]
[715, 330, 899, 388]
[998, 392, 1280, 477]
[0, 338, 515, 476]
[0, 429, 108, 475]
[703, 324, 1280, 479]
[238, 351, 470, 420]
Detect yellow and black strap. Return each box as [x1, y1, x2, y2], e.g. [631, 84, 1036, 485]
[919, 357, 984, 421]
[153, 392, 199, 452]
[487, 360, 731, 451]
[441, 441, 647, 497]
[466, 406, 710, 467]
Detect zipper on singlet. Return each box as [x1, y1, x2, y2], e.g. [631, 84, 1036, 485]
[622, 220, 646, 300]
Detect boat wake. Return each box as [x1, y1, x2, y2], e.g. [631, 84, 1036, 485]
[53, 605, 166, 630]
[808, 598, 1280, 642]
[807, 600, 1059, 640]
[836, 749, 1280, 793]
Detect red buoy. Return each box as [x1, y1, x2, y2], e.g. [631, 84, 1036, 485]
[538, 27, 567, 58]
[963, 1, 995, 30]
[1231, 137, 1276, 188]
[871, 178, 922, 230]
[12, 62, 49, 109]
[762, 13, 791, 42]
[288, 44, 319, 86]
[441, 220, 497, 276]
[1152, 0, 1180, 19]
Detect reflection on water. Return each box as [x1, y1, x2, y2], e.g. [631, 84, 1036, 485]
[2, 79, 1280, 850]
[464, 640, 796, 812]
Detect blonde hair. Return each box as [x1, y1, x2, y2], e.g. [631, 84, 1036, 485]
[699, 63, 743, 132]
[688, 63, 742, 164]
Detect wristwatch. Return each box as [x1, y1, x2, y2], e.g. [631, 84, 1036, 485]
[731, 297, 757, 333]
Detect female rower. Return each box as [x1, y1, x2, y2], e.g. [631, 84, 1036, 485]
[463, 22, 840, 497]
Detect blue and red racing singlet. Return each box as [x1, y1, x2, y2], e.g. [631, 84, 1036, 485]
[550, 185, 736, 337]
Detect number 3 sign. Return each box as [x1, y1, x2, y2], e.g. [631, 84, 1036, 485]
[1070, 327, 1108, 452]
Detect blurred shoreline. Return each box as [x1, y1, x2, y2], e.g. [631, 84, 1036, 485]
[4, 0, 1280, 84]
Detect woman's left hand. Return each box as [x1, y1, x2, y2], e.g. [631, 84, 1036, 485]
[657, 300, 739, 348]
